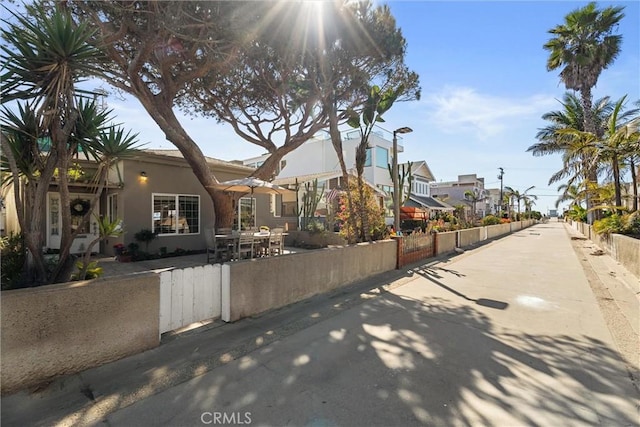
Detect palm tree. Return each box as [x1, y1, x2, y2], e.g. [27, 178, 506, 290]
[530, 93, 639, 220]
[544, 2, 624, 135]
[528, 93, 611, 209]
[504, 186, 535, 220]
[529, 92, 614, 157]
[464, 188, 487, 224]
[555, 183, 584, 209]
[0, 4, 135, 284]
[521, 192, 538, 218]
[544, 2, 625, 221]
[596, 96, 640, 212]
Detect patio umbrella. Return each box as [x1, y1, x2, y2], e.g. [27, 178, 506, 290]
[215, 177, 292, 229]
[215, 177, 292, 195]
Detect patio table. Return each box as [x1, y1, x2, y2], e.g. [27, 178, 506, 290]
[213, 231, 283, 260]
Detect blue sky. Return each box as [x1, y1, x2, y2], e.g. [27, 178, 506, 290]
[71, 2, 640, 212]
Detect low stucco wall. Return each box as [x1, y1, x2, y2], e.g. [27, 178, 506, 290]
[434, 220, 535, 255]
[226, 240, 396, 321]
[435, 232, 457, 255]
[569, 221, 639, 279]
[487, 223, 511, 239]
[458, 228, 482, 247]
[612, 234, 640, 278]
[1, 274, 160, 394]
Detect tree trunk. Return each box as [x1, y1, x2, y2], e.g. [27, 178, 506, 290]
[327, 101, 357, 243]
[632, 160, 639, 212]
[135, 95, 223, 228]
[580, 86, 600, 223]
[612, 154, 622, 212]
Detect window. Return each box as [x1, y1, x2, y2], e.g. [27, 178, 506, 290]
[107, 194, 118, 222]
[50, 195, 59, 236]
[329, 177, 346, 189]
[235, 197, 255, 230]
[375, 147, 388, 168]
[364, 148, 372, 167]
[271, 194, 282, 217]
[153, 194, 200, 235]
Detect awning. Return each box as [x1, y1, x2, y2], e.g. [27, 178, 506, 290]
[400, 206, 428, 221]
[408, 195, 455, 212]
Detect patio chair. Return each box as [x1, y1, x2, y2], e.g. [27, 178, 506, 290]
[237, 231, 255, 259]
[207, 230, 233, 263]
[268, 228, 284, 256]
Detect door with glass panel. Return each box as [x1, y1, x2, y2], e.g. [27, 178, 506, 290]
[47, 192, 100, 254]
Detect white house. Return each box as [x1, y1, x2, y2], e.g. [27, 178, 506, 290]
[243, 127, 437, 226]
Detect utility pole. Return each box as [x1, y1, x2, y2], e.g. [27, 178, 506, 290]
[498, 167, 504, 217]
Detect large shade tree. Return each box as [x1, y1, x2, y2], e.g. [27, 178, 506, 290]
[544, 1, 625, 222]
[307, 2, 420, 242]
[68, 0, 418, 230]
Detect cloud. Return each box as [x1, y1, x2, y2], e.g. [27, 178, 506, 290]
[424, 86, 556, 140]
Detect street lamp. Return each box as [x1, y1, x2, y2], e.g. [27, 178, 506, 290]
[393, 126, 413, 233]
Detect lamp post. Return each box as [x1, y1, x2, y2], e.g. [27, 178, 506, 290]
[498, 167, 504, 216]
[392, 126, 413, 233]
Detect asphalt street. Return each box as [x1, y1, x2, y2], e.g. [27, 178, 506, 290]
[2, 221, 638, 426]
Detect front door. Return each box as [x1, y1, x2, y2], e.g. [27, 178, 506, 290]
[47, 193, 100, 254]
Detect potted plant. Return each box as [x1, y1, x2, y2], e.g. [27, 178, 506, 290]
[113, 243, 131, 262]
[134, 228, 157, 252]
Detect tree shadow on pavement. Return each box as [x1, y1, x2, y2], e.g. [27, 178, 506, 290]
[90, 284, 639, 426]
[414, 265, 509, 310]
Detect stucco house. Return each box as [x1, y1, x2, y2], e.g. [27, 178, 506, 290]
[430, 173, 492, 219]
[2, 149, 274, 257]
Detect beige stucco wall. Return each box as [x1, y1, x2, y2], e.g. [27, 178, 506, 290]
[569, 221, 638, 280]
[458, 228, 482, 247]
[435, 231, 457, 255]
[226, 240, 396, 321]
[1, 274, 160, 394]
[487, 223, 511, 239]
[105, 155, 254, 256]
[612, 234, 640, 278]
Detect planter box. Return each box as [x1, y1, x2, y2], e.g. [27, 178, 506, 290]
[285, 230, 347, 248]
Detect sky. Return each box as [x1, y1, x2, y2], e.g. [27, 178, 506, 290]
[8, 1, 637, 214]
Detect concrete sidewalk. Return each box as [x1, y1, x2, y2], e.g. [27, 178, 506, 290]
[2, 222, 638, 426]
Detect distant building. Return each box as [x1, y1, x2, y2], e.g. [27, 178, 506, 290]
[430, 174, 490, 218]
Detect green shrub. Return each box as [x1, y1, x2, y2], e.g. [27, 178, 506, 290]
[1, 233, 26, 290]
[134, 228, 157, 251]
[70, 260, 104, 281]
[593, 214, 625, 235]
[306, 220, 325, 234]
[481, 215, 501, 226]
[623, 211, 640, 235]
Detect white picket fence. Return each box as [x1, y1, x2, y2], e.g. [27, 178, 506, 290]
[159, 263, 230, 335]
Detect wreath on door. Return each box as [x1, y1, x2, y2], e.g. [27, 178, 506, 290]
[70, 198, 91, 217]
